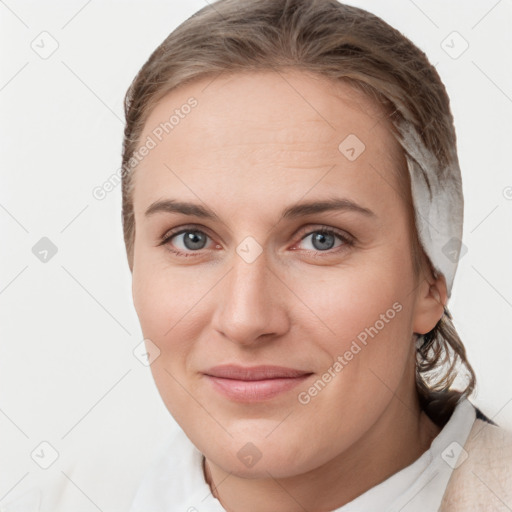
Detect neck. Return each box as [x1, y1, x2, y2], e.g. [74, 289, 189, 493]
[203, 390, 441, 512]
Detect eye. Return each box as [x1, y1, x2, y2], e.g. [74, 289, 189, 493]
[295, 227, 353, 254]
[159, 227, 216, 257]
[158, 225, 354, 258]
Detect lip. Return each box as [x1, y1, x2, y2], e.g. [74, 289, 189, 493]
[203, 365, 313, 402]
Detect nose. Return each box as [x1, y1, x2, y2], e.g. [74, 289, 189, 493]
[211, 248, 290, 347]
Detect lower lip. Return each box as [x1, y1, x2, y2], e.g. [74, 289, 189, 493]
[205, 374, 312, 402]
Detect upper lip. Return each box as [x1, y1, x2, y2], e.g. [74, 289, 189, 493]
[204, 365, 312, 381]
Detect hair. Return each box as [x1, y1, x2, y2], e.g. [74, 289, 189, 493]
[121, 0, 476, 426]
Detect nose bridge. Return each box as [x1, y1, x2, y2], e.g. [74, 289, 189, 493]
[212, 245, 287, 345]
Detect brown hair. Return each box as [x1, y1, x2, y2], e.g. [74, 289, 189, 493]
[121, 0, 476, 426]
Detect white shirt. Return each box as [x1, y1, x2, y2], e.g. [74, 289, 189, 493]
[129, 397, 477, 512]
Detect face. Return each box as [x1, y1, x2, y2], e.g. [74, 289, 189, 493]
[131, 70, 433, 478]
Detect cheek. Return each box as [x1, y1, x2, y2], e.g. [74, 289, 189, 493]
[290, 247, 416, 401]
[131, 258, 215, 390]
[132, 248, 204, 335]
[296, 254, 414, 348]
[291, 283, 415, 459]
[132, 263, 204, 422]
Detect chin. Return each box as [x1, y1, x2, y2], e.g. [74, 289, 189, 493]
[200, 430, 322, 479]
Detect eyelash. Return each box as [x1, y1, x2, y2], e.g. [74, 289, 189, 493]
[158, 225, 355, 259]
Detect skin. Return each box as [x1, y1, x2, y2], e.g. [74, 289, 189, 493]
[130, 69, 447, 512]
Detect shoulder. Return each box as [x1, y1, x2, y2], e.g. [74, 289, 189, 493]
[439, 418, 512, 511]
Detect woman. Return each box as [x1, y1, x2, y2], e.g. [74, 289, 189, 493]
[121, 0, 512, 510]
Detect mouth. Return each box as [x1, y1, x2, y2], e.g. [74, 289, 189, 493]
[203, 365, 314, 402]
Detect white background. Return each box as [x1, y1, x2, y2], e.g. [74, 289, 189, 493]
[1, 1, 511, 511]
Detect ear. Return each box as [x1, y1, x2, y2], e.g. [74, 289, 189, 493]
[412, 270, 448, 335]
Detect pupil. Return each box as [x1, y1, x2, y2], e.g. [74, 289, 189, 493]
[313, 232, 335, 251]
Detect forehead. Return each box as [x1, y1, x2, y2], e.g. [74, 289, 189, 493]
[132, 70, 405, 210]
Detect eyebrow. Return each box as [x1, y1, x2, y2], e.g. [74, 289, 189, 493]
[144, 197, 376, 221]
